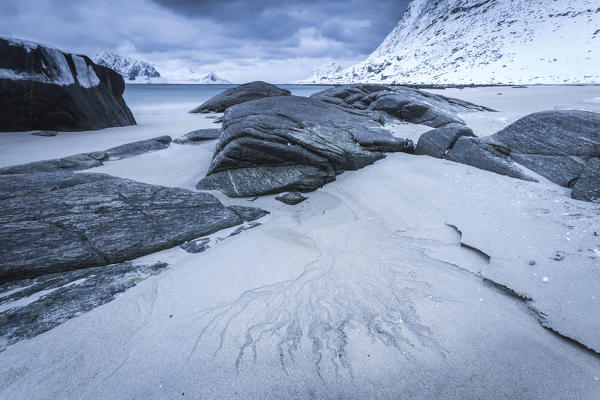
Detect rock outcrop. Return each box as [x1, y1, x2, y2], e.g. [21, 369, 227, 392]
[173, 129, 221, 144]
[191, 81, 291, 113]
[0, 136, 172, 175]
[196, 95, 413, 197]
[446, 110, 600, 194]
[415, 124, 474, 158]
[571, 158, 600, 202]
[0, 37, 136, 132]
[0, 172, 266, 281]
[310, 84, 494, 127]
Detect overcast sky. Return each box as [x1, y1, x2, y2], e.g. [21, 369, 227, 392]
[0, 0, 409, 82]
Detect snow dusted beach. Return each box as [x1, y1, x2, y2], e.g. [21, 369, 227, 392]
[0, 84, 599, 399]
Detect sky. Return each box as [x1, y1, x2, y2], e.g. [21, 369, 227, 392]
[0, 0, 409, 82]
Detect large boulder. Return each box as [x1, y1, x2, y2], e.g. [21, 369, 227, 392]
[571, 158, 600, 202]
[196, 95, 413, 197]
[0, 36, 136, 132]
[415, 124, 474, 158]
[310, 84, 494, 127]
[191, 81, 291, 113]
[447, 110, 600, 191]
[0, 172, 266, 281]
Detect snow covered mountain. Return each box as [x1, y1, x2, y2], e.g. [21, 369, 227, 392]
[321, 0, 600, 85]
[94, 52, 161, 83]
[301, 62, 343, 83]
[93, 52, 231, 84]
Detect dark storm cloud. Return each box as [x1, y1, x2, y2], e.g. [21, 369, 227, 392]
[151, 0, 407, 56]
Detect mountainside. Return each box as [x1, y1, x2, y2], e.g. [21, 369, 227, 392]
[301, 62, 342, 83]
[94, 52, 161, 83]
[321, 0, 600, 85]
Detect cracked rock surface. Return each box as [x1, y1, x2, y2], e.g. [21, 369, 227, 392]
[0, 171, 265, 281]
[197, 95, 414, 196]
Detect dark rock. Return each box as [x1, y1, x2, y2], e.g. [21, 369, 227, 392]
[229, 221, 261, 237]
[415, 124, 474, 158]
[0, 171, 266, 282]
[0, 136, 171, 174]
[0, 37, 136, 132]
[446, 136, 538, 181]
[173, 129, 221, 144]
[571, 158, 600, 202]
[0, 261, 167, 350]
[310, 84, 494, 128]
[180, 238, 211, 254]
[228, 205, 270, 222]
[196, 95, 414, 197]
[275, 192, 308, 205]
[191, 81, 291, 113]
[446, 110, 600, 191]
[104, 136, 172, 160]
[30, 130, 57, 137]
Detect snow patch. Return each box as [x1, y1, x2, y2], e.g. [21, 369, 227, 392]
[71, 55, 100, 88]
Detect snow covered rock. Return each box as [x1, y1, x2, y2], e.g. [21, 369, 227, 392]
[415, 124, 474, 158]
[275, 192, 308, 205]
[0, 37, 136, 131]
[191, 81, 291, 113]
[310, 84, 494, 127]
[196, 95, 413, 197]
[319, 0, 600, 85]
[0, 171, 266, 281]
[571, 158, 600, 202]
[94, 51, 161, 82]
[173, 129, 221, 144]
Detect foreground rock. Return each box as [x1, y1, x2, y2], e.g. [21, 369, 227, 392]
[446, 110, 600, 198]
[275, 192, 308, 205]
[571, 158, 600, 202]
[0, 172, 266, 281]
[415, 124, 474, 158]
[197, 95, 414, 196]
[0, 136, 172, 174]
[191, 81, 291, 113]
[30, 130, 57, 137]
[173, 129, 221, 144]
[310, 84, 494, 127]
[0, 36, 136, 131]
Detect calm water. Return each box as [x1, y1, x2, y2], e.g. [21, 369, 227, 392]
[123, 84, 333, 110]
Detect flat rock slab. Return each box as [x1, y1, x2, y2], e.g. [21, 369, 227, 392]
[0, 172, 267, 281]
[275, 192, 308, 205]
[30, 130, 57, 137]
[191, 81, 291, 113]
[0, 136, 172, 174]
[311, 84, 494, 128]
[197, 95, 413, 197]
[415, 124, 474, 158]
[0, 261, 168, 350]
[173, 129, 221, 144]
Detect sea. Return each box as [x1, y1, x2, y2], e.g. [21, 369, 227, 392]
[123, 84, 333, 114]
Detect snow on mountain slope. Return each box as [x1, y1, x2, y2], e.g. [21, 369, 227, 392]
[301, 61, 343, 83]
[322, 0, 600, 85]
[94, 52, 161, 83]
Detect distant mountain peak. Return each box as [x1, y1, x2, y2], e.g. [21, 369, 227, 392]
[201, 72, 231, 83]
[93, 52, 161, 82]
[318, 0, 600, 85]
[301, 62, 343, 83]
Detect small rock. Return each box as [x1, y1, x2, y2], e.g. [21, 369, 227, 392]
[528, 260, 536, 266]
[30, 130, 57, 137]
[173, 129, 221, 144]
[180, 237, 211, 254]
[276, 192, 308, 205]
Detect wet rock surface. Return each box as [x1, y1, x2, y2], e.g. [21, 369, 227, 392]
[275, 192, 308, 205]
[0, 261, 168, 351]
[310, 84, 494, 127]
[197, 95, 414, 197]
[173, 129, 221, 144]
[191, 81, 291, 113]
[0, 37, 136, 132]
[0, 136, 172, 174]
[0, 171, 266, 282]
